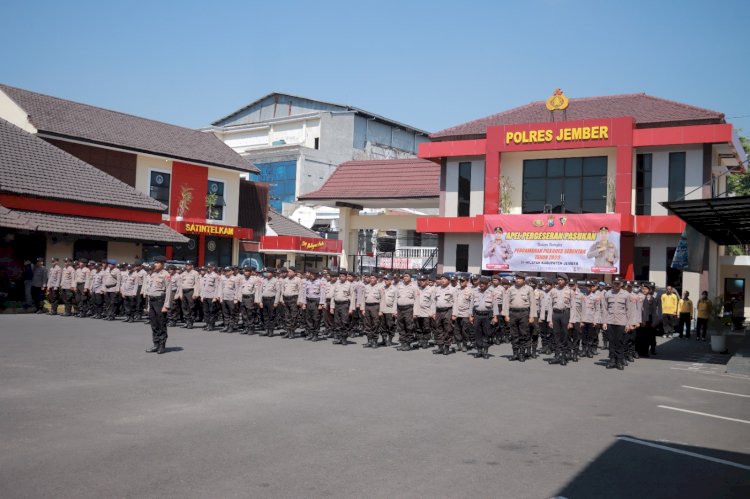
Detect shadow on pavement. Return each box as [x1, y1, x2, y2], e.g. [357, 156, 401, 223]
[553, 435, 750, 499]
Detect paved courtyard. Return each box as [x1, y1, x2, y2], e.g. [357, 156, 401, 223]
[1, 314, 748, 499]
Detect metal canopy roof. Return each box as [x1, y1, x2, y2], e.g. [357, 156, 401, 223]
[661, 196, 750, 245]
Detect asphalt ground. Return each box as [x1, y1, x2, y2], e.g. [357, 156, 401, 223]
[1, 315, 748, 499]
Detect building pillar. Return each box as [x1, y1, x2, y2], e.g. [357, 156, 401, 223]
[484, 151, 500, 215]
[338, 207, 357, 270]
[198, 234, 205, 267]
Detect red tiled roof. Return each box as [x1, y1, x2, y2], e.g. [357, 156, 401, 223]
[298, 159, 439, 200]
[431, 93, 725, 141]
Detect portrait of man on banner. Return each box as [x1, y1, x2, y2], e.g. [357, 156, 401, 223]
[586, 226, 619, 270]
[482, 226, 513, 270]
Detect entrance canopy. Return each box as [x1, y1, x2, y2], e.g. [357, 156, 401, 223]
[662, 195, 750, 245]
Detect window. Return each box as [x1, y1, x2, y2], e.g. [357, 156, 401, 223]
[522, 156, 607, 214]
[635, 154, 652, 215]
[207, 180, 225, 221]
[456, 244, 469, 272]
[458, 162, 471, 217]
[149, 170, 171, 209]
[668, 152, 686, 202]
[633, 246, 650, 281]
[314, 137, 320, 150]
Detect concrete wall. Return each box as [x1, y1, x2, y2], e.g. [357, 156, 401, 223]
[214, 94, 343, 127]
[45, 238, 74, 263]
[443, 156, 485, 217]
[107, 241, 141, 263]
[635, 145, 704, 215]
[442, 233, 483, 274]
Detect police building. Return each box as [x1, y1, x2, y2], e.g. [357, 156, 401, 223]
[417, 91, 747, 308]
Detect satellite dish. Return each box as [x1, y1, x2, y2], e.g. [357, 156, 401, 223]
[291, 206, 317, 228]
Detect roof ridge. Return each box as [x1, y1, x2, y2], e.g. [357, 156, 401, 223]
[0, 83, 213, 139]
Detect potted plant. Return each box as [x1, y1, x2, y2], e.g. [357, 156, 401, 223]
[176, 184, 193, 221]
[708, 295, 729, 353]
[205, 192, 219, 222]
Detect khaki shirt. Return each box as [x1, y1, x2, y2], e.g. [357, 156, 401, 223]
[60, 266, 76, 290]
[434, 285, 456, 311]
[361, 283, 383, 311]
[502, 284, 537, 319]
[147, 269, 174, 309]
[453, 286, 474, 317]
[47, 264, 62, 288]
[180, 270, 200, 290]
[260, 277, 280, 303]
[471, 288, 499, 316]
[572, 291, 602, 324]
[74, 267, 90, 285]
[415, 285, 436, 318]
[331, 281, 355, 313]
[602, 289, 636, 326]
[120, 272, 138, 297]
[218, 275, 239, 302]
[546, 286, 574, 317]
[201, 272, 220, 300]
[240, 275, 261, 303]
[92, 270, 104, 294]
[380, 284, 397, 314]
[396, 282, 417, 307]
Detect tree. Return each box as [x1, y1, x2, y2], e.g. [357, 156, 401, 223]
[727, 134, 750, 196]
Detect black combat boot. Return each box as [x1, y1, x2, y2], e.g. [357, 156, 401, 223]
[220, 326, 230, 333]
[482, 346, 490, 359]
[157, 343, 166, 354]
[510, 348, 519, 361]
[386, 336, 393, 347]
[606, 358, 616, 369]
[432, 344, 443, 354]
[531, 345, 538, 359]
[186, 323, 194, 330]
[560, 351, 567, 366]
[364, 339, 373, 348]
[443, 344, 450, 355]
[616, 359, 624, 370]
[145, 344, 159, 353]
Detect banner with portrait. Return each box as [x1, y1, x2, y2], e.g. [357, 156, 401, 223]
[482, 214, 621, 274]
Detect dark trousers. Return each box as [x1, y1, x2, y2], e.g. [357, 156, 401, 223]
[221, 300, 237, 329]
[181, 289, 195, 325]
[305, 299, 321, 336]
[508, 309, 531, 352]
[552, 309, 570, 356]
[396, 305, 415, 345]
[434, 309, 454, 346]
[323, 299, 334, 333]
[624, 330, 636, 358]
[539, 318, 551, 348]
[569, 322, 581, 352]
[62, 288, 75, 315]
[75, 283, 87, 315]
[203, 299, 217, 328]
[105, 291, 119, 318]
[581, 322, 598, 352]
[607, 324, 625, 362]
[93, 293, 104, 317]
[135, 286, 144, 319]
[415, 316, 432, 344]
[240, 296, 256, 330]
[149, 296, 168, 346]
[678, 313, 692, 338]
[281, 296, 298, 334]
[333, 301, 351, 340]
[48, 288, 61, 314]
[454, 316, 472, 344]
[473, 312, 492, 349]
[363, 303, 380, 340]
[381, 313, 395, 341]
[696, 318, 708, 339]
[261, 296, 276, 332]
[168, 297, 181, 324]
[31, 286, 44, 311]
[662, 314, 677, 336]
[123, 295, 136, 319]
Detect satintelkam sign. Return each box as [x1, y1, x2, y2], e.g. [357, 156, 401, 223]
[482, 214, 621, 274]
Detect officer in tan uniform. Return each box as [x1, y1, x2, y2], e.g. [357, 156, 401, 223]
[360, 273, 384, 348]
[278, 267, 303, 339]
[258, 268, 280, 336]
[120, 265, 139, 322]
[502, 272, 537, 362]
[74, 259, 90, 317]
[218, 266, 240, 332]
[46, 257, 62, 315]
[179, 261, 200, 329]
[60, 258, 76, 317]
[452, 274, 474, 352]
[433, 274, 457, 355]
[145, 256, 174, 354]
[330, 271, 355, 345]
[238, 267, 261, 335]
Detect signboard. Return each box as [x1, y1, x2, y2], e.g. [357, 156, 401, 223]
[482, 214, 620, 274]
[260, 236, 342, 254]
[170, 220, 253, 240]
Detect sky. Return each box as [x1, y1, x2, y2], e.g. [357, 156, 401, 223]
[1, 0, 748, 134]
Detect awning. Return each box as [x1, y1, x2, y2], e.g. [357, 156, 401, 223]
[2, 207, 189, 244]
[661, 195, 750, 245]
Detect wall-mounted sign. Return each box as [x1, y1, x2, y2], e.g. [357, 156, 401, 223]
[505, 125, 609, 145]
[184, 223, 235, 237]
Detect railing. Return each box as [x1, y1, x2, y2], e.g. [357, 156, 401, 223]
[390, 246, 438, 259]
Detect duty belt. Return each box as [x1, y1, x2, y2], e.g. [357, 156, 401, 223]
[474, 310, 490, 315]
[509, 307, 529, 312]
[334, 300, 350, 304]
[242, 294, 253, 298]
[307, 297, 320, 302]
[553, 308, 567, 313]
[397, 304, 413, 310]
[436, 307, 452, 312]
[283, 295, 298, 300]
[365, 302, 379, 306]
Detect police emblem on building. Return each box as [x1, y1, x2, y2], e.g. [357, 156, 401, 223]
[546, 88, 569, 111]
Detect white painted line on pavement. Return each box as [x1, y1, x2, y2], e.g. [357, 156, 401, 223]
[618, 436, 750, 471]
[682, 385, 750, 398]
[658, 405, 750, 424]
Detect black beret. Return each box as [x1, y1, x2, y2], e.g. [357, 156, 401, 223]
[207, 262, 216, 267]
[479, 276, 491, 284]
[613, 276, 623, 283]
[384, 274, 394, 280]
[79, 258, 88, 264]
[154, 256, 167, 263]
[557, 273, 568, 281]
[515, 271, 526, 279]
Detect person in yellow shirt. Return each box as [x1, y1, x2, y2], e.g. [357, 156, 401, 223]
[660, 286, 679, 338]
[695, 291, 712, 341]
[677, 291, 693, 339]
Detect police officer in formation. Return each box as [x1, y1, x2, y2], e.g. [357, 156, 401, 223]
[31, 257, 653, 370]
